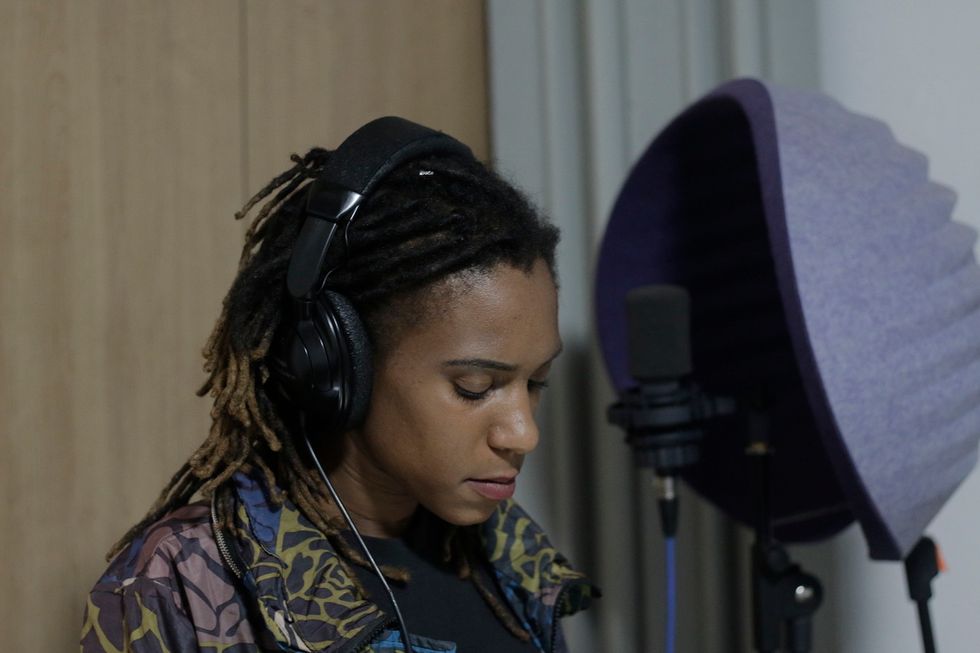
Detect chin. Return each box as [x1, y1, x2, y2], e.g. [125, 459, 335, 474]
[431, 501, 498, 527]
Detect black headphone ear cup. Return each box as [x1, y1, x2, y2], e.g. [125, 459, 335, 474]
[319, 290, 373, 429]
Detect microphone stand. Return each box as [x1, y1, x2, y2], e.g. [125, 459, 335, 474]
[905, 536, 941, 653]
[747, 409, 823, 653]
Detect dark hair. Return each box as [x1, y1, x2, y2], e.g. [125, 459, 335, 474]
[110, 145, 560, 640]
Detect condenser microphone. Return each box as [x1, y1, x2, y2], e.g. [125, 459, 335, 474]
[609, 284, 737, 653]
[607, 284, 735, 536]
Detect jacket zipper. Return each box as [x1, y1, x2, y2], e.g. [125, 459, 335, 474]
[548, 582, 578, 653]
[211, 493, 245, 580]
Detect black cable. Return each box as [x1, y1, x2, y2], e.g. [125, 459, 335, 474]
[916, 600, 937, 653]
[300, 417, 414, 652]
[904, 536, 941, 653]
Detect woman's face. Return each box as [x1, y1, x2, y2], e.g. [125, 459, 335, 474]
[352, 258, 561, 526]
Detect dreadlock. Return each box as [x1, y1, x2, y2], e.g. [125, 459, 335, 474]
[108, 144, 559, 642]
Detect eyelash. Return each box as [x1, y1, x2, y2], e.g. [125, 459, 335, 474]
[454, 386, 489, 402]
[453, 379, 550, 403]
[529, 379, 550, 393]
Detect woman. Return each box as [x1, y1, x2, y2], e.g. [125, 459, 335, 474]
[80, 118, 597, 653]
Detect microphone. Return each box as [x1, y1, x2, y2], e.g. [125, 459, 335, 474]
[607, 284, 735, 536]
[627, 284, 692, 382]
[608, 284, 737, 653]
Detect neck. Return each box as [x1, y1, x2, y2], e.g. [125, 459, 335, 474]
[314, 435, 419, 538]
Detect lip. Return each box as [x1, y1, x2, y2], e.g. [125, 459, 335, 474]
[466, 476, 517, 501]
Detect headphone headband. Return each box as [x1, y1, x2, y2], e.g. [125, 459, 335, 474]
[287, 117, 475, 299]
[322, 116, 474, 196]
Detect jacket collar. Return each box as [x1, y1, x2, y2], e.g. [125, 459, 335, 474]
[225, 472, 597, 652]
[479, 500, 597, 651]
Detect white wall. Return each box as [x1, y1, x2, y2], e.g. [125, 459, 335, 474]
[813, 2, 980, 651]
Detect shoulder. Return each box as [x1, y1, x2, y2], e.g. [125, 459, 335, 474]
[93, 502, 216, 593]
[81, 502, 262, 652]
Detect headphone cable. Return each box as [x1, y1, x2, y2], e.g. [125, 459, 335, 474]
[300, 419, 415, 652]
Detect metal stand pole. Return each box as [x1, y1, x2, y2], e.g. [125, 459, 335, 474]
[747, 410, 823, 653]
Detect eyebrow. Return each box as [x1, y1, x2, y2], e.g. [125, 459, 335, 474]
[442, 343, 564, 372]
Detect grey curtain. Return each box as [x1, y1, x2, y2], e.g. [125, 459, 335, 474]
[486, 2, 818, 650]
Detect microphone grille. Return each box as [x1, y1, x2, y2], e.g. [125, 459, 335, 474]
[626, 285, 692, 382]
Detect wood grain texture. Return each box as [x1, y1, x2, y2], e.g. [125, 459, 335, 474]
[243, 0, 488, 189]
[0, 2, 242, 649]
[1, 0, 488, 648]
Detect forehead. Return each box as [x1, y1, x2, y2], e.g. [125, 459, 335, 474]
[385, 260, 560, 366]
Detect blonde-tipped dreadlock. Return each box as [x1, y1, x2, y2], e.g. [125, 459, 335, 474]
[110, 143, 560, 642]
[107, 150, 325, 559]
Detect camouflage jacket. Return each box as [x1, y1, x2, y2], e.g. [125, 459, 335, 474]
[80, 472, 597, 652]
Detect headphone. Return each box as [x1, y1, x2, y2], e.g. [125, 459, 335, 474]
[270, 116, 476, 437]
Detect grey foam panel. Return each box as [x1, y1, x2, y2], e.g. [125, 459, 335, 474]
[596, 78, 980, 560]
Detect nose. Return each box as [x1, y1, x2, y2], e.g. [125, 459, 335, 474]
[488, 388, 540, 455]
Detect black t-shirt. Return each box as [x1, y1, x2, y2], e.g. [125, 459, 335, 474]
[347, 529, 541, 653]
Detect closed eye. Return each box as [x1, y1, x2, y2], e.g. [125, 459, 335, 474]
[454, 383, 493, 402]
[454, 379, 547, 403]
[528, 378, 549, 393]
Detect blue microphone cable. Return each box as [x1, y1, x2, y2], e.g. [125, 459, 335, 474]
[665, 535, 678, 653]
[656, 474, 679, 653]
[301, 416, 415, 652]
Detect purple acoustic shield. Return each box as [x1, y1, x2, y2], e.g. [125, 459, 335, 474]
[596, 78, 980, 560]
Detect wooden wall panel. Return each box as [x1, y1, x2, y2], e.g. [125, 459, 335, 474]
[0, 2, 242, 649]
[244, 0, 488, 189]
[0, 0, 488, 649]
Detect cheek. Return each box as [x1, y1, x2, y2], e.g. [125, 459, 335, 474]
[362, 384, 482, 480]
[407, 405, 481, 476]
